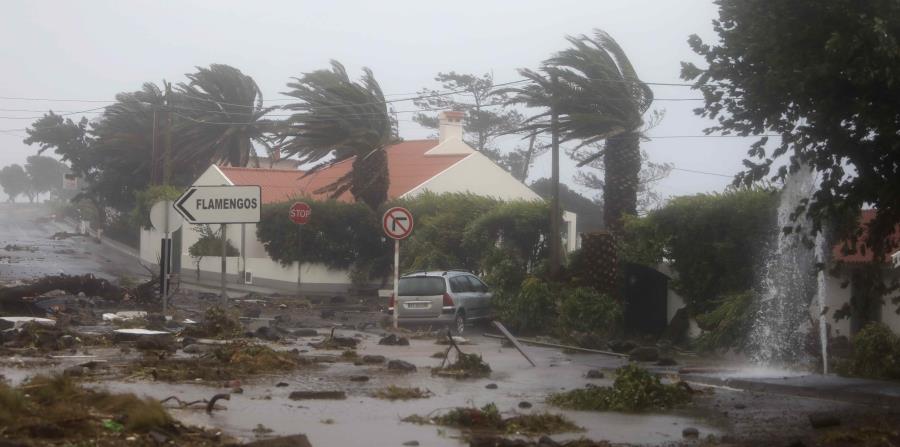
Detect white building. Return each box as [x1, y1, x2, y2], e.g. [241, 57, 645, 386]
[140, 111, 577, 294]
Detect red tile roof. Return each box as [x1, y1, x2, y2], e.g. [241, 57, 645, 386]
[832, 209, 899, 264]
[219, 140, 467, 204]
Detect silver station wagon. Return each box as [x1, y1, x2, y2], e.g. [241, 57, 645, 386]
[388, 270, 492, 334]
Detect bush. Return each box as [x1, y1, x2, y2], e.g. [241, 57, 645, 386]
[558, 287, 622, 337]
[547, 364, 691, 412]
[836, 323, 900, 380]
[693, 291, 756, 352]
[493, 277, 558, 333]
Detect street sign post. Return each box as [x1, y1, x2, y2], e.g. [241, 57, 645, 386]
[174, 185, 261, 224]
[174, 185, 262, 304]
[383, 207, 414, 329]
[289, 202, 311, 294]
[149, 200, 184, 314]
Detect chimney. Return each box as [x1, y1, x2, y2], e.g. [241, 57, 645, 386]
[438, 110, 464, 142]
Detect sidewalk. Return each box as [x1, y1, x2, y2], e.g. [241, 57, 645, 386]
[178, 276, 286, 296]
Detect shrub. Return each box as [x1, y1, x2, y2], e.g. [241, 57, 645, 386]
[493, 277, 558, 333]
[558, 287, 622, 337]
[693, 291, 756, 352]
[836, 323, 900, 380]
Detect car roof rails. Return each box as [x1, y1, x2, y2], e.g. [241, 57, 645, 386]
[402, 270, 428, 276]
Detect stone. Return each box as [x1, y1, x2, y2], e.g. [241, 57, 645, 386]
[293, 328, 319, 337]
[289, 390, 346, 400]
[320, 309, 336, 319]
[518, 401, 532, 409]
[628, 346, 660, 362]
[231, 387, 244, 394]
[63, 365, 88, 377]
[240, 434, 312, 447]
[135, 336, 176, 352]
[387, 360, 417, 372]
[402, 442, 420, 446]
[276, 382, 289, 387]
[655, 357, 678, 366]
[682, 427, 699, 438]
[608, 339, 638, 354]
[58, 334, 77, 349]
[255, 326, 281, 341]
[538, 436, 560, 447]
[808, 413, 840, 429]
[182, 344, 212, 354]
[485, 383, 498, 389]
[349, 375, 370, 382]
[242, 306, 263, 318]
[362, 354, 386, 364]
[585, 369, 604, 379]
[734, 403, 746, 410]
[378, 334, 410, 346]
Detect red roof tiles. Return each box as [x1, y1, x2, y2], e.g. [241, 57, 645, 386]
[219, 140, 467, 204]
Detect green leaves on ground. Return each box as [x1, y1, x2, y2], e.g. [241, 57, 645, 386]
[548, 364, 691, 412]
[403, 403, 582, 436]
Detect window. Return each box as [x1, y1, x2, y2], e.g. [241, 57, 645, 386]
[465, 276, 489, 293]
[449, 276, 471, 293]
[398, 277, 446, 296]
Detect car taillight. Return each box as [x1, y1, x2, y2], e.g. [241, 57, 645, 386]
[388, 294, 395, 309]
[442, 293, 454, 307]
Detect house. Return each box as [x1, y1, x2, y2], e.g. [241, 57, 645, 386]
[139, 111, 578, 294]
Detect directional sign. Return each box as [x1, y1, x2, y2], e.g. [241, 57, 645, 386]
[289, 202, 311, 225]
[383, 206, 414, 240]
[174, 185, 261, 224]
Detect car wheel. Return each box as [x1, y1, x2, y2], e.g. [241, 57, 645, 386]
[453, 311, 466, 335]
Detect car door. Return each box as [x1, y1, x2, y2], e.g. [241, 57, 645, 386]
[448, 276, 472, 315]
[464, 275, 491, 319]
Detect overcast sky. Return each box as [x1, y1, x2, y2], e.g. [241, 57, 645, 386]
[0, 0, 755, 202]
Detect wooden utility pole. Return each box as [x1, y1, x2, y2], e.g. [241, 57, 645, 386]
[549, 73, 562, 279]
[163, 81, 173, 186]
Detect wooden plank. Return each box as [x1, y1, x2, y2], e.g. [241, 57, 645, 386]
[492, 321, 537, 367]
[483, 332, 629, 358]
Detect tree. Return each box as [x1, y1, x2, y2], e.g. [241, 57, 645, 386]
[23, 113, 95, 180]
[568, 147, 673, 214]
[277, 61, 394, 210]
[412, 72, 523, 163]
[529, 178, 603, 233]
[0, 164, 29, 202]
[24, 155, 68, 199]
[176, 64, 275, 168]
[680, 0, 900, 262]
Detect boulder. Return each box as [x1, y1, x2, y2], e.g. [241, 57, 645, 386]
[608, 339, 638, 354]
[387, 360, 417, 372]
[808, 413, 840, 429]
[255, 326, 281, 341]
[586, 369, 604, 379]
[378, 334, 410, 346]
[628, 346, 660, 362]
[239, 434, 312, 447]
[293, 328, 319, 337]
[682, 427, 699, 438]
[362, 355, 386, 364]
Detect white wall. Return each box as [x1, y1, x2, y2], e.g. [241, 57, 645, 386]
[405, 152, 542, 201]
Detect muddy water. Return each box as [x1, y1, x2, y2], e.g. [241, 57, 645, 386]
[87, 331, 721, 446]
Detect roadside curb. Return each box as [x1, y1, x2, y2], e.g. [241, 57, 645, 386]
[682, 374, 900, 408]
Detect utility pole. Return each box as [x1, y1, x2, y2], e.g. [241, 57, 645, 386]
[163, 81, 173, 186]
[549, 73, 562, 279]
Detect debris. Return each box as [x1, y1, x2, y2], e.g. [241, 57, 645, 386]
[492, 321, 536, 367]
[0, 274, 157, 315]
[349, 375, 370, 382]
[433, 352, 491, 378]
[378, 334, 410, 346]
[362, 354, 386, 364]
[656, 357, 678, 366]
[403, 441, 420, 446]
[293, 328, 319, 337]
[431, 351, 446, 359]
[518, 401, 533, 409]
[206, 393, 230, 413]
[102, 311, 148, 322]
[682, 427, 699, 438]
[608, 340, 638, 354]
[486, 383, 498, 389]
[288, 390, 347, 400]
[0, 316, 56, 329]
[3, 244, 37, 252]
[628, 346, 660, 362]
[276, 382, 289, 387]
[255, 326, 281, 341]
[809, 413, 841, 429]
[483, 333, 628, 358]
[182, 344, 213, 354]
[310, 328, 360, 349]
[180, 307, 243, 339]
[253, 423, 274, 437]
[241, 434, 313, 447]
[372, 385, 432, 400]
[586, 369, 604, 379]
[547, 364, 691, 412]
[403, 403, 582, 436]
[128, 341, 306, 382]
[387, 359, 417, 372]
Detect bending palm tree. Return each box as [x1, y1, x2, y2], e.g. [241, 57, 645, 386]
[277, 61, 393, 210]
[176, 64, 275, 168]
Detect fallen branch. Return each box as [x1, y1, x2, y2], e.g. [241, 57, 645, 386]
[160, 395, 208, 408]
[0, 274, 159, 315]
[206, 393, 230, 414]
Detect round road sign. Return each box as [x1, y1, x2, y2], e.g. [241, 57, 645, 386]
[383, 207, 414, 240]
[149, 200, 184, 233]
[289, 202, 311, 225]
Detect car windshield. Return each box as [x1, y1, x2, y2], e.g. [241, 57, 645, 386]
[399, 277, 446, 296]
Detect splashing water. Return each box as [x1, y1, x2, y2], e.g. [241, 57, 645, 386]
[749, 167, 828, 372]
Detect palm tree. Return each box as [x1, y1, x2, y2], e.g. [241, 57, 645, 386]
[175, 64, 275, 168]
[548, 29, 654, 232]
[276, 60, 393, 210]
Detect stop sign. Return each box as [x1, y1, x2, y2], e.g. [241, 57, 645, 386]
[289, 202, 311, 225]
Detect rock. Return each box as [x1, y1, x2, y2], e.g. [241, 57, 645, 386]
[63, 365, 88, 377]
[225, 379, 241, 389]
[628, 346, 660, 362]
[656, 357, 678, 366]
[255, 326, 281, 341]
[378, 334, 410, 346]
[289, 390, 346, 400]
[242, 306, 262, 318]
[148, 430, 170, 444]
[485, 383, 498, 389]
[349, 375, 370, 382]
[240, 434, 312, 447]
[402, 442, 420, 447]
[661, 307, 690, 344]
[182, 344, 212, 354]
[293, 328, 319, 337]
[586, 369, 604, 379]
[682, 427, 699, 438]
[135, 336, 176, 352]
[276, 382, 289, 387]
[734, 403, 746, 410]
[608, 339, 638, 354]
[518, 401, 532, 409]
[387, 360, 417, 372]
[181, 336, 198, 347]
[320, 309, 336, 319]
[362, 354, 386, 364]
[58, 334, 77, 349]
[808, 413, 841, 429]
[231, 387, 244, 394]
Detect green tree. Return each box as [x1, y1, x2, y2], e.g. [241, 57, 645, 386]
[24, 155, 68, 199]
[23, 113, 95, 180]
[412, 72, 523, 163]
[567, 147, 673, 214]
[278, 61, 394, 210]
[0, 164, 30, 203]
[176, 64, 275, 168]
[680, 0, 900, 262]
